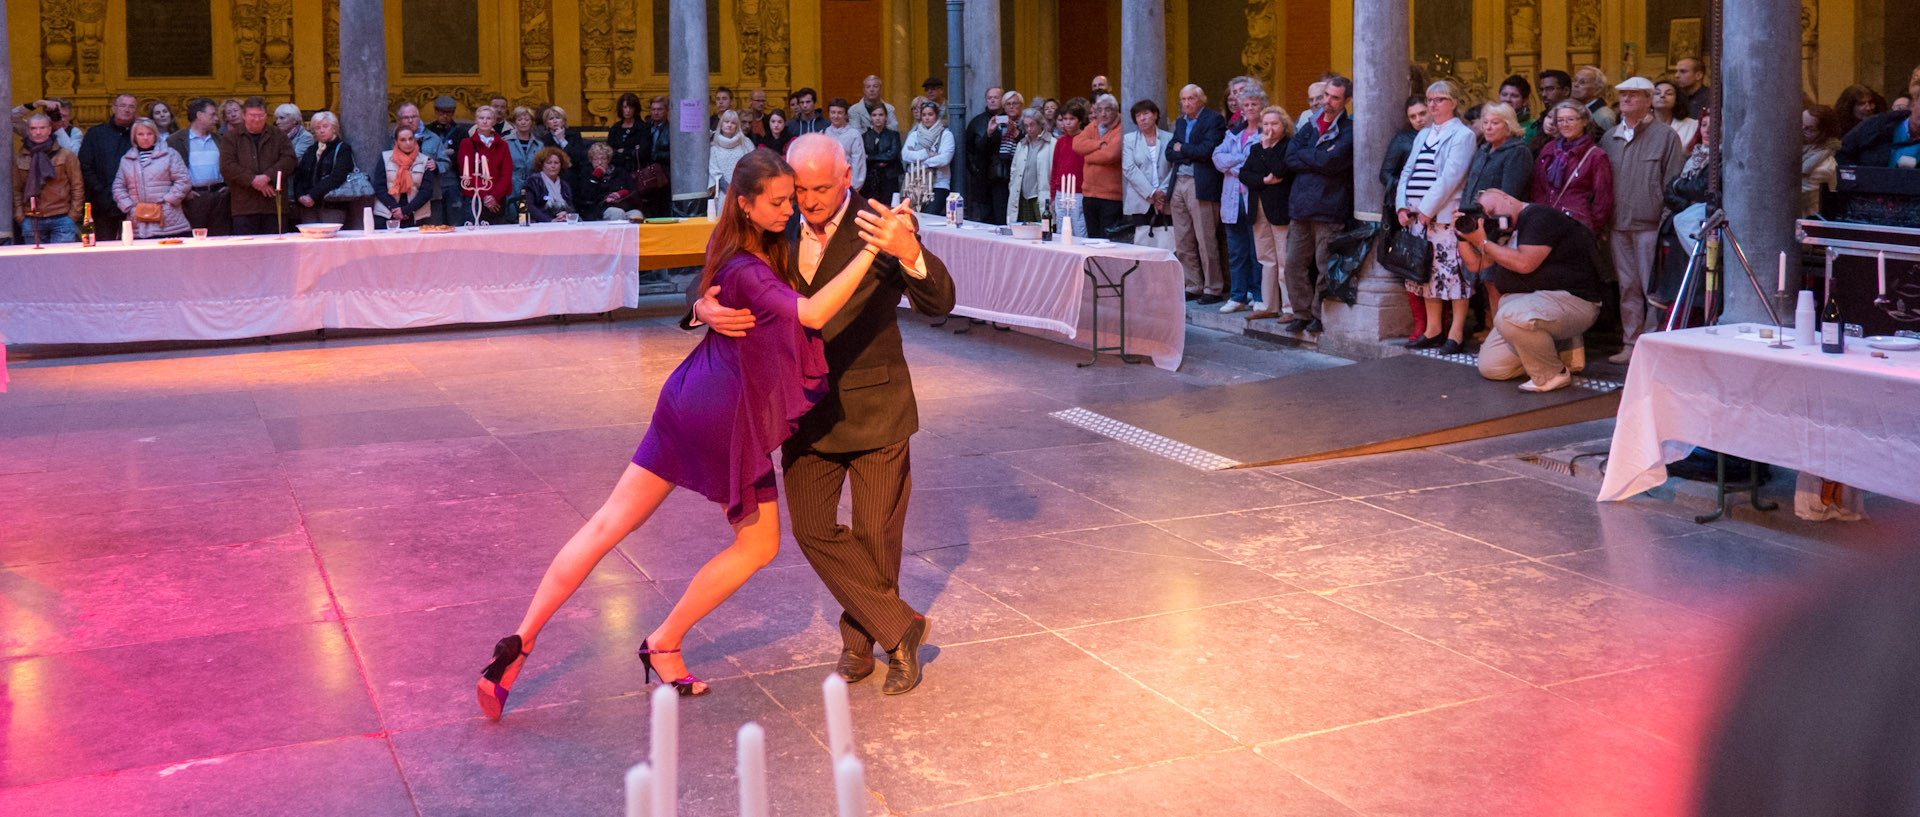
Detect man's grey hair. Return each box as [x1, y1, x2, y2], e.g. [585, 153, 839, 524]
[274, 103, 302, 120]
[1180, 84, 1206, 101]
[1094, 94, 1118, 109]
[786, 132, 850, 172]
[26, 113, 51, 128]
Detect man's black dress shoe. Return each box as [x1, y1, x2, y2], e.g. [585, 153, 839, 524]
[883, 616, 931, 695]
[1284, 318, 1310, 333]
[1184, 291, 1202, 301]
[1304, 319, 1324, 333]
[838, 646, 876, 683]
[1196, 294, 1225, 305]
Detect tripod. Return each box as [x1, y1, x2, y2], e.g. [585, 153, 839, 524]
[1661, 207, 1786, 335]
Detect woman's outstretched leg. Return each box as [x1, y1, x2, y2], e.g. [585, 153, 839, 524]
[480, 463, 673, 718]
[515, 464, 676, 650]
[640, 500, 783, 694]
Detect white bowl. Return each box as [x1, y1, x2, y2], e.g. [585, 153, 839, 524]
[296, 223, 344, 239]
[1009, 223, 1043, 240]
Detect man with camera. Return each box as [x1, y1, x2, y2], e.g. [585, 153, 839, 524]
[1456, 189, 1606, 393]
[12, 99, 84, 153]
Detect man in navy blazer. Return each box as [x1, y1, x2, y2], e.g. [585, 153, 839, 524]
[1164, 84, 1229, 303]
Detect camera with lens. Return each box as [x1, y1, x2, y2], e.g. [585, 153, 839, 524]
[1453, 211, 1481, 235]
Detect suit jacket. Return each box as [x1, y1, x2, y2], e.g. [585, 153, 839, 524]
[219, 126, 299, 216]
[1164, 108, 1227, 201]
[685, 192, 955, 453]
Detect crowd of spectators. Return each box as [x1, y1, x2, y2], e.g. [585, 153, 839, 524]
[12, 64, 1915, 382]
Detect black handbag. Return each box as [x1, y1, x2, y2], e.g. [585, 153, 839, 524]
[1381, 225, 1433, 283]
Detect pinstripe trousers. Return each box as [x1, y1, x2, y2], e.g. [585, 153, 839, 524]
[782, 439, 919, 652]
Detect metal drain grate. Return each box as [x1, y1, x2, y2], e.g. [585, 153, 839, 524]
[1050, 408, 1244, 471]
[1408, 349, 1623, 393]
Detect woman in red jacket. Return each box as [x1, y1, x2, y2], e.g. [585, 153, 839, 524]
[457, 105, 514, 224]
[1529, 100, 1613, 236]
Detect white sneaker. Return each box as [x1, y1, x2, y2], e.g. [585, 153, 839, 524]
[1606, 346, 1634, 365]
[1519, 369, 1574, 393]
[1219, 299, 1248, 313]
[1250, 301, 1268, 312]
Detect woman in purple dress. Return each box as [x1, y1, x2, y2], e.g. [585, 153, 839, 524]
[476, 149, 902, 716]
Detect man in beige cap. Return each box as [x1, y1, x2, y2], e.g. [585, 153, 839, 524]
[1600, 76, 1687, 364]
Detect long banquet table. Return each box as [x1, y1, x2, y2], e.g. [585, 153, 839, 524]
[1597, 324, 1920, 506]
[0, 221, 644, 345]
[917, 223, 1186, 369]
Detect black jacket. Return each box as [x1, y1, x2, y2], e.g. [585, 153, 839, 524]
[78, 120, 134, 206]
[521, 173, 576, 222]
[578, 165, 632, 221]
[1379, 128, 1417, 196]
[538, 128, 594, 190]
[1285, 112, 1356, 223]
[1239, 139, 1293, 226]
[1837, 110, 1920, 167]
[606, 122, 652, 175]
[1460, 139, 1534, 215]
[862, 128, 903, 201]
[684, 193, 955, 453]
[1164, 107, 1228, 201]
[294, 140, 355, 201]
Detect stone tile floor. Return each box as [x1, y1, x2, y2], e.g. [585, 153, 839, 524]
[1, 302, 1902, 816]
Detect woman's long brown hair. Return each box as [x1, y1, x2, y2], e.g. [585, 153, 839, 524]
[698, 147, 796, 295]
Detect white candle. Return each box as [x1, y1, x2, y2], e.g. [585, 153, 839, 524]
[275, 170, 282, 190]
[834, 756, 866, 817]
[1777, 251, 1786, 293]
[120, 221, 133, 245]
[624, 762, 652, 817]
[479, 154, 490, 179]
[822, 674, 855, 761]
[650, 685, 677, 817]
[1879, 251, 1889, 295]
[463, 154, 472, 182]
[736, 723, 768, 817]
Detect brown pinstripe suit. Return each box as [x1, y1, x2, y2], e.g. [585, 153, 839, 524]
[686, 192, 954, 652]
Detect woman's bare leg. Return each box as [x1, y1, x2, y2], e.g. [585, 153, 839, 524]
[513, 463, 675, 653]
[641, 500, 783, 689]
[1447, 298, 1471, 343]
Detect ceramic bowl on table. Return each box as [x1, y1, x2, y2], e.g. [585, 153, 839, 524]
[295, 223, 344, 239]
[1009, 224, 1042, 240]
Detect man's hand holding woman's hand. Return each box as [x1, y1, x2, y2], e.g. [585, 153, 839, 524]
[854, 201, 921, 264]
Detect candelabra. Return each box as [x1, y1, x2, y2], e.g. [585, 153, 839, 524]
[461, 170, 494, 230]
[902, 163, 934, 212]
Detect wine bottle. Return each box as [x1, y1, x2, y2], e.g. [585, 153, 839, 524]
[80, 202, 96, 247]
[1820, 289, 1845, 354]
[517, 197, 530, 226]
[1040, 200, 1053, 241]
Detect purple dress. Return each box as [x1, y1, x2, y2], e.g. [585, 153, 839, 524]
[632, 254, 828, 523]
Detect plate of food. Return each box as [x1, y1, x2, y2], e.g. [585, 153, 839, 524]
[419, 224, 457, 234]
[1865, 335, 1920, 351]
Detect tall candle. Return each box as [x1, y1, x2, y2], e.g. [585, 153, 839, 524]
[1777, 251, 1786, 292]
[480, 155, 489, 179]
[736, 723, 768, 817]
[822, 674, 855, 761]
[1880, 251, 1889, 295]
[650, 685, 677, 817]
[463, 154, 472, 181]
[275, 170, 282, 191]
[28, 196, 36, 214]
[624, 762, 652, 817]
[834, 756, 866, 817]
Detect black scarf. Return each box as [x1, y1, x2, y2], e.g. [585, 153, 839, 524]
[22, 137, 58, 201]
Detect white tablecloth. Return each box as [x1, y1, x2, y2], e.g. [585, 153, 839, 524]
[0, 222, 641, 344]
[917, 224, 1186, 369]
[1598, 324, 1920, 505]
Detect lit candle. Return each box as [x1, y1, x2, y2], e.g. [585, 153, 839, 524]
[463, 154, 471, 182]
[822, 674, 854, 761]
[28, 196, 36, 214]
[650, 685, 677, 817]
[1777, 251, 1786, 293]
[479, 155, 490, 179]
[737, 723, 768, 817]
[1880, 251, 1889, 296]
[624, 762, 652, 817]
[834, 756, 866, 817]
[275, 170, 282, 191]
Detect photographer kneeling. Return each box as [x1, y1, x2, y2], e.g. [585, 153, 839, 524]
[1456, 189, 1606, 393]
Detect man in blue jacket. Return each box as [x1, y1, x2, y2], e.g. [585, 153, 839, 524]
[1165, 84, 1228, 303]
[1282, 75, 1355, 333]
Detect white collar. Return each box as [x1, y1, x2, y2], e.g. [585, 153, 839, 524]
[805, 191, 854, 241]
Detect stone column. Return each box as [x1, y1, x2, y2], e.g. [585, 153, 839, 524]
[945, 0, 967, 195]
[1319, 0, 1414, 359]
[337, 0, 389, 193]
[964, 0, 1000, 119]
[1720, 0, 1801, 324]
[669, 0, 711, 210]
[1120, 0, 1166, 115]
[0, 0, 14, 238]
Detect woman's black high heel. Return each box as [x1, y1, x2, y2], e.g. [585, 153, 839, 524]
[638, 638, 710, 697]
[477, 634, 530, 720]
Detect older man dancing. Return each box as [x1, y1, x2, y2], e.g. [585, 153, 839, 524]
[692, 135, 955, 694]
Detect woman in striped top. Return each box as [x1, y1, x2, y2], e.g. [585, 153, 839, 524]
[1395, 81, 1479, 353]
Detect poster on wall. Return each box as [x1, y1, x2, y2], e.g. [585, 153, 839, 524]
[1669, 17, 1704, 63]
